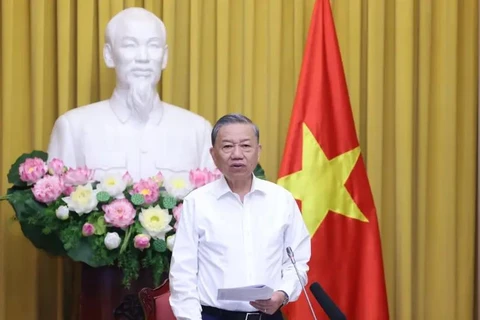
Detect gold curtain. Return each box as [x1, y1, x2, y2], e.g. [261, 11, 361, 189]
[0, 1, 477, 320]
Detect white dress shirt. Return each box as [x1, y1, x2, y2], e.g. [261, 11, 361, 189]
[169, 175, 311, 320]
[47, 90, 215, 182]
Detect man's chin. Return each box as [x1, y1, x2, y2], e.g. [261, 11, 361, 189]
[126, 80, 157, 90]
[225, 170, 253, 180]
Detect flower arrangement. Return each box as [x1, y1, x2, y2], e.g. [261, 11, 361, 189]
[0, 150, 243, 288]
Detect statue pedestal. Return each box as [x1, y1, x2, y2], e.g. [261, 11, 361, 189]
[79, 264, 156, 320]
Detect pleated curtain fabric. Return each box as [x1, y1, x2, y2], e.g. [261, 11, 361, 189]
[0, 1, 478, 319]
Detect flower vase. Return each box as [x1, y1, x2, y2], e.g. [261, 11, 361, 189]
[79, 263, 162, 320]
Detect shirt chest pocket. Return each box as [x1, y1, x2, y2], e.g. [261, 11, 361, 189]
[84, 150, 127, 171]
[199, 215, 234, 259]
[155, 157, 197, 181]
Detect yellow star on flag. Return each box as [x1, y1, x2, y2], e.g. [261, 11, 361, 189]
[278, 123, 368, 236]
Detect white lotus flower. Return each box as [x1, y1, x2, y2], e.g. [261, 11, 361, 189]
[139, 205, 173, 240]
[55, 205, 69, 220]
[97, 173, 127, 198]
[104, 232, 121, 250]
[62, 183, 98, 215]
[166, 234, 176, 251]
[164, 176, 194, 199]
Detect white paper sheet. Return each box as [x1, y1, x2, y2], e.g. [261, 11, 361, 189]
[217, 284, 274, 301]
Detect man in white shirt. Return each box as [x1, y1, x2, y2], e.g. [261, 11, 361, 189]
[169, 114, 311, 320]
[47, 7, 215, 182]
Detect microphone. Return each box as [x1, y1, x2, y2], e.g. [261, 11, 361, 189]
[309, 282, 346, 320]
[286, 247, 318, 320]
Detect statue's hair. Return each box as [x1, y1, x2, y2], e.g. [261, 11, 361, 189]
[105, 7, 167, 46]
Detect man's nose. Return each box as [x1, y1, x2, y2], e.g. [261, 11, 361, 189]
[135, 46, 149, 62]
[231, 145, 243, 158]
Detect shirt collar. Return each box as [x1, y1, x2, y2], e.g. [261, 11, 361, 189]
[109, 88, 163, 125]
[213, 173, 267, 199]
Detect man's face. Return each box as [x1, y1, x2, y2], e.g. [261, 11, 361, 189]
[210, 123, 261, 182]
[110, 18, 167, 89]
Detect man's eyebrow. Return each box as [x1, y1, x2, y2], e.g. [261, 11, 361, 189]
[120, 36, 138, 42]
[220, 138, 252, 143]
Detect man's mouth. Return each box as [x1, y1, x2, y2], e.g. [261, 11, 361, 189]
[131, 69, 153, 77]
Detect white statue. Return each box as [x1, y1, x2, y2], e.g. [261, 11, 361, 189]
[47, 7, 215, 182]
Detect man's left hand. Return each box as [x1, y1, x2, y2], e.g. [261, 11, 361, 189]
[249, 291, 285, 315]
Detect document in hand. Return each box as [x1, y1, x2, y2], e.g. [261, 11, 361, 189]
[217, 285, 274, 301]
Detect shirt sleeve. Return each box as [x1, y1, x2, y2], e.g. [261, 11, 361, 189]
[47, 115, 77, 167]
[276, 195, 311, 302]
[169, 197, 202, 320]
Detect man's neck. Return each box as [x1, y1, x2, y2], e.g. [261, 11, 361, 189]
[112, 85, 161, 100]
[226, 175, 253, 202]
[111, 86, 161, 123]
[113, 86, 128, 96]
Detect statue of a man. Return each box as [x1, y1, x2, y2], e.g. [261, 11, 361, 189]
[47, 7, 215, 182]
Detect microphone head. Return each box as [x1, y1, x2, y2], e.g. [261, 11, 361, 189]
[286, 246, 294, 258]
[286, 247, 296, 264]
[309, 282, 346, 320]
[309, 282, 320, 290]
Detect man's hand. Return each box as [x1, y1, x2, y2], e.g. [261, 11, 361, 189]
[249, 291, 286, 315]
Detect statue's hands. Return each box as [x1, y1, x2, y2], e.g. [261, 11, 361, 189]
[249, 291, 285, 315]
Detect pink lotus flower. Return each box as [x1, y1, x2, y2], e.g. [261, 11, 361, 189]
[131, 179, 159, 204]
[32, 175, 64, 204]
[133, 234, 151, 251]
[151, 172, 164, 187]
[122, 172, 133, 186]
[48, 158, 65, 175]
[63, 167, 94, 186]
[102, 199, 136, 228]
[82, 223, 95, 236]
[19, 157, 47, 184]
[172, 203, 183, 230]
[208, 168, 223, 182]
[63, 185, 75, 196]
[189, 169, 210, 188]
[189, 168, 222, 188]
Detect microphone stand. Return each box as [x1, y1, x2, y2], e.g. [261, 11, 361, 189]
[287, 247, 318, 320]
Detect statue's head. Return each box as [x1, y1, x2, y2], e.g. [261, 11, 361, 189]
[103, 7, 168, 90]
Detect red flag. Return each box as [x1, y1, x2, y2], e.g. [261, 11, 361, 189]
[277, 0, 389, 319]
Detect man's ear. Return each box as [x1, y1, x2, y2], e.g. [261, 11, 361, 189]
[257, 144, 262, 162]
[103, 43, 115, 68]
[209, 147, 219, 168]
[161, 45, 169, 70]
